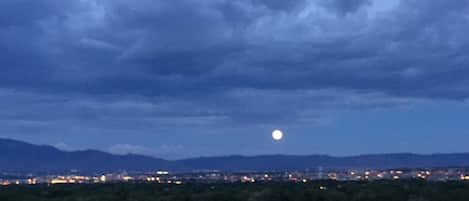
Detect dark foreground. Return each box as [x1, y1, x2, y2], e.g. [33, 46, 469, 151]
[1, 180, 469, 201]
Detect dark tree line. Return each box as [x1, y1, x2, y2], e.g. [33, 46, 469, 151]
[1, 180, 469, 201]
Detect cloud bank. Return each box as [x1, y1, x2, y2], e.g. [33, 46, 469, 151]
[1, 0, 469, 157]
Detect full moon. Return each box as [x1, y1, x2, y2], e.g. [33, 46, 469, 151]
[272, 129, 283, 141]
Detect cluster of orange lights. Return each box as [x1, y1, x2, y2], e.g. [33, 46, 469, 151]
[241, 176, 255, 183]
[146, 176, 161, 182]
[417, 171, 431, 179]
[1, 181, 11, 186]
[48, 175, 103, 184]
[460, 175, 469, 180]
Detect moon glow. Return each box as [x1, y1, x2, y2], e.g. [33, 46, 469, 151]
[272, 129, 283, 141]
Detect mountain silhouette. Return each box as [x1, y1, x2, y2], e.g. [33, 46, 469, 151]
[2, 138, 469, 173]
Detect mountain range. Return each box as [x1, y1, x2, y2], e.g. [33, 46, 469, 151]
[2, 138, 469, 173]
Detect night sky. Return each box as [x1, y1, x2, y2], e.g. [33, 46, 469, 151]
[1, 0, 469, 159]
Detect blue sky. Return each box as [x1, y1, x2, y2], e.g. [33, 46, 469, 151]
[1, 0, 469, 159]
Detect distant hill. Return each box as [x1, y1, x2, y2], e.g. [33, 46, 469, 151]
[2, 138, 469, 173]
[0, 138, 172, 172]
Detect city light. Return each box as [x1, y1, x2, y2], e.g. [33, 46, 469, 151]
[1, 168, 469, 185]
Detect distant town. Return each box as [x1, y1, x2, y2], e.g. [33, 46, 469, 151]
[3, 167, 469, 186]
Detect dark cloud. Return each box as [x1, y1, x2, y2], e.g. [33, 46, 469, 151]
[252, 0, 306, 11]
[320, 0, 371, 16]
[0, 0, 70, 26]
[1, 0, 469, 129]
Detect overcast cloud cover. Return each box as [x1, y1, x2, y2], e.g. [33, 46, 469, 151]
[1, 0, 469, 159]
